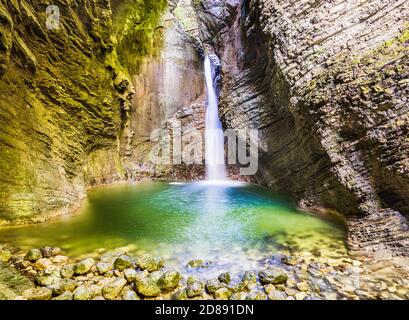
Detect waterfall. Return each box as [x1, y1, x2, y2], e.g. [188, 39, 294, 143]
[204, 55, 226, 181]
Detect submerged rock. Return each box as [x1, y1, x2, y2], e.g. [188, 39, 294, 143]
[259, 269, 288, 285]
[25, 249, 42, 262]
[73, 258, 94, 275]
[157, 271, 181, 292]
[135, 255, 164, 272]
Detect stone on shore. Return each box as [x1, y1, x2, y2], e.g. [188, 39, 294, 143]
[25, 249, 42, 262]
[135, 254, 164, 272]
[259, 269, 288, 285]
[114, 255, 132, 271]
[23, 287, 52, 300]
[157, 271, 181, 292]
[73, 258, 94, 275]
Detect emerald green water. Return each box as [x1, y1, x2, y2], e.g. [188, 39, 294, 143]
[0, 181, 347, 276]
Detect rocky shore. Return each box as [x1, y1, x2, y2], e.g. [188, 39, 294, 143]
[1, 244, 408, 300]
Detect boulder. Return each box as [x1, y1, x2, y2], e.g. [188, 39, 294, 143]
[114, 255, 132, 271]
[218, 273, 231, 284]
[73, 258, 94, 275]
[135, 254, 164, 272]
[25, 249, 42, 262]
[186, 280, 204, 298]
[205, 279, 225, 294]
[73, 285, 93, 300]
[102, 277, 127, 300]
[40, 247, 61, 258]
[259, 269, 288, 285]
[157, 271, 181, 292]
[60, 264, 74, 278]
[214, 287, 231, 300]
[23, 287, 52, 300]
[124, 268, 138, 283]
[134, 275, 161, 297]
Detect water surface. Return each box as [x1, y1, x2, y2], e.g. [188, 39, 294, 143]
[0, 181, 347, 278]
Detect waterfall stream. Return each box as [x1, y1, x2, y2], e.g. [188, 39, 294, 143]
[204, 55, 226, 181]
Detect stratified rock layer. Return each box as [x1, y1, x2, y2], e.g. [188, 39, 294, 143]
[193, 0, 409, 256]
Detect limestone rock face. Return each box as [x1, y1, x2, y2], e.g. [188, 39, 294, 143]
[0, 0, 206, 225]
[193, 0, 409, 256]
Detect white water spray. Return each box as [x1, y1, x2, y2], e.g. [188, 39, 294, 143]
[204, 55, 226, 181]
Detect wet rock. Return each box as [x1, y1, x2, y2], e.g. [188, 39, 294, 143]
[295, 292, 307, 300]
[285, 288, 299, 297]
[23, 287, 52, 300]
[25, 249, 42, 262]
[214, 287, 231, 300]
[102, 277, 127, 300]
[36, 274, 59, 287]
[158, 271, 181, 292]
[96, 262, 111, 275]
[0, 250, 12, 263]
[52, 255, 68, 264]
[186, 280, 204, 298]
[172, 289, 188, 300]
[34, 258, 52, 271]
[296, 282, 309, 292]
[73, 285, 93, 300]
[134, 275, 161, 297]
[263, 284, 276, 294]
[230, 292, 248, 300]
[40, 247, 61, 258]
[282, 256, 298, 266]
[242, 271, 257, 284]
[57, 265, 72, 279]
[246, 291, 267, 300]
[73, 258, 94, 275]
[48, 278, 77, 295]
[186, 259, 205, 268]
[259, 269, 288, 285]
[53, 291, 73, 300]
[205, 279, 225, 294]
[114, 255, 132, 271]
[121, 286, 140, 300]
[135, 254, 164, 272]
[268, 290, 288, 300]
[218, 272, 231, 284]
[124, 268, 138, 283]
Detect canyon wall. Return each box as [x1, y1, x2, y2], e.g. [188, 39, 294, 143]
[193, 0, 409, 256]
[0, 0, 205, 225]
